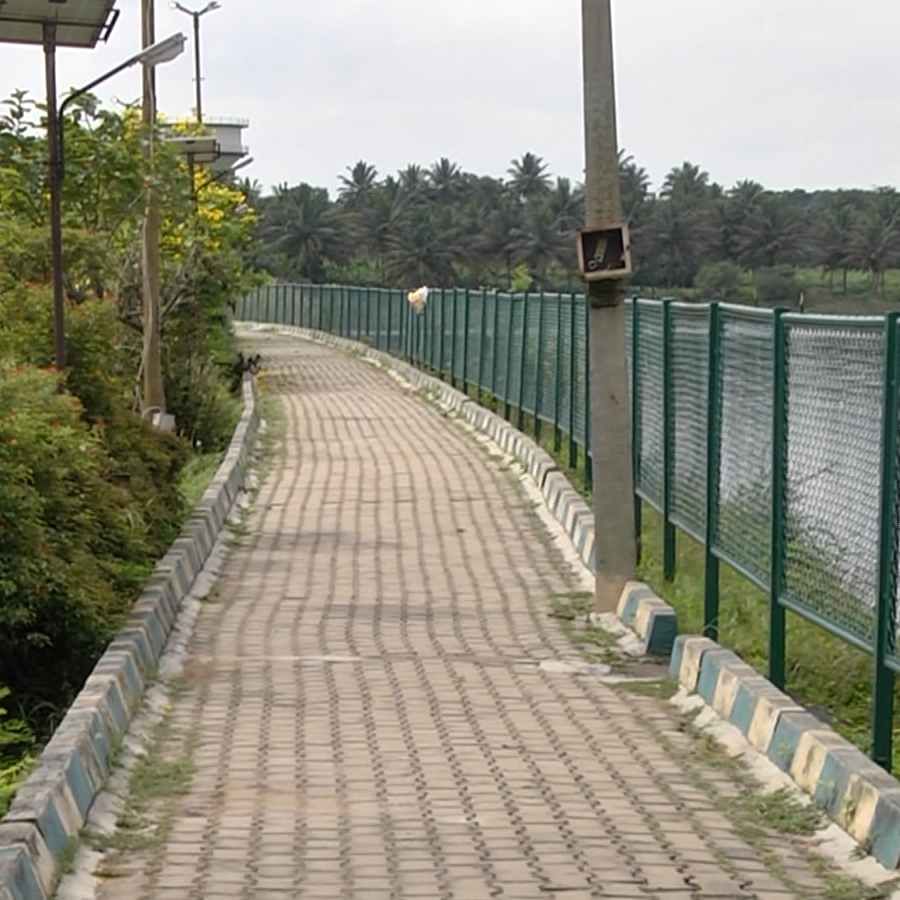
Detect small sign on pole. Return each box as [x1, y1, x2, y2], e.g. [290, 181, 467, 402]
[577, 224, 632, 281]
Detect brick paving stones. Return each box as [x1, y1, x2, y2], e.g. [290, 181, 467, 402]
[96, 334, 851, 900]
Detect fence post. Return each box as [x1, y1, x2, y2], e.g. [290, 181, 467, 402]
[518, 292, 529, 430]
[450, 288, 459, 387]
[631, 300, 642, 562]
[769, 309, 788, 690]
[438, 288, 447, 378]
[387, 287, 394, 354]
[584, 298, 593, 494]
[504, 295, 514, 421]
[874, 313, 898, 771]
[568, 293, 577, 470]
[554, 295, 563, 453]
[478, 290, 487, 402]
[463, 289, 471, 395]
[492, 292, 500, 402]
[535, 291, 545, 443]
[663, 300, 676, 580]
[703, 303, 722, 641]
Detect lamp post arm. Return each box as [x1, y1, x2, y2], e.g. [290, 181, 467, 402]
[58, 54, 144, 180]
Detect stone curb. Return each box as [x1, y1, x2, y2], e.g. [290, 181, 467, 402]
[670, 635, 900, 870]
[247, 323, 679, 659]
[616, 582, 679, 658]
[0, 376, 261, 900]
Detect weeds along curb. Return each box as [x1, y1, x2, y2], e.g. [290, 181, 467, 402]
[0, 376, 261, 900]
[671, 635, 900, 870]
[244, 323, 678, 661]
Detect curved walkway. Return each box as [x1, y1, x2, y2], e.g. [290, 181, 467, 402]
[96, 332, 858, 900]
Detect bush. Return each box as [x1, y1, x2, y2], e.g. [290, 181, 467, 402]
[696, 262, 742, 301]
[754, 265, 799, 306]
[0, 686, 33, 815]
[0, 364, 185, 729]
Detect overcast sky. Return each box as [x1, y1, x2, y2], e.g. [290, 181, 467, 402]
[1, 1, 898, 197]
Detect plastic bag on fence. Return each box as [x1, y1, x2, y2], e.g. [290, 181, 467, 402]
[408, 286, 429, 314]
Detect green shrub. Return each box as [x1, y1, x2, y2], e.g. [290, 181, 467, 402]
[0, 364, 184, 728]
[0, 686, 33, 816]
[696, 261, 742, 301]
[754, 265, 799, 306]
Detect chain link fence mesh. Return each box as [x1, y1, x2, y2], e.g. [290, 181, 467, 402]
[782, 316, 884, 646]
[635, 301, 664, 510]
[714, 306, 774, 590]
[670, 304, 710, 541]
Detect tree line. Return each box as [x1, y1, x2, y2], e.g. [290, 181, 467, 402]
[250, 153, 900, 304]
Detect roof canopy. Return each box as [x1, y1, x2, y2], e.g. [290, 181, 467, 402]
[0, 1, 118, 48]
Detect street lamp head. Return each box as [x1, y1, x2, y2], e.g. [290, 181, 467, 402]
[138, 32, 187, 67]
[171, 1, 221, 14]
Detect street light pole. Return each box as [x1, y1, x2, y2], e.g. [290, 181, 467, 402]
[191, 10, 203, 122]
[43, 22, 66, 370]
[173, 2, 221, 123]
[582, 0, 636, 611]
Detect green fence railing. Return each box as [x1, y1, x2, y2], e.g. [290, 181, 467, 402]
[238, 284, 900, 772]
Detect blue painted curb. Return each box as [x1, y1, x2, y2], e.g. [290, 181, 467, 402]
[672, 634, 900, 869]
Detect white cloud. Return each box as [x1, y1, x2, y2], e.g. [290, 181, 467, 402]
[0, 1, 897, 195]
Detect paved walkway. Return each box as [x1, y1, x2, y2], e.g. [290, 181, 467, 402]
[97, 332, 856, 900]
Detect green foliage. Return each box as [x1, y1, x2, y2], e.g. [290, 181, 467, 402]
[754, 265, 799, 306]
[0, 90, 254, 746]
[0, 363, 187, 721]
[256, 148, 900, 307]
[0, 686, 33, 816]
[695, 261, 742, 300]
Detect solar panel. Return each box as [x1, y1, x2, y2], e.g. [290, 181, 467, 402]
[0, 0, 118, 48]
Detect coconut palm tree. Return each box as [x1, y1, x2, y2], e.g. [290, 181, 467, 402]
[660, 161, 712, 207]
[850, 189, 900, 296]
[261, 183, 342, 282]
[338, 160, 379, 208]
[507, 152, 551, 200]
[428, 157, 463, 203]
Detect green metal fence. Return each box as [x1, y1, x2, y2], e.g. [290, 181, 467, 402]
[238, 285, 900, 772]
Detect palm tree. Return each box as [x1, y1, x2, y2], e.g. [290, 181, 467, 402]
[338, 160, 379, 208]
[642, 199, 716, 287]
[260, 183, 342, 282]
[507, 152, 551, 200]
[734, 194, 806, 269]
[384, 202, 459, 287]
[398, 164, 427, 195]
[816, 195, 856, 293]
[715, 179, 765, 262]
[545, 177, 584, 234]
[511, 203, 571, 288]
[475, 196, 520, 288]
[850, 189, 900, 296]
[428, 157, 462, 203]
[660, 162, 712, 207]
[357, 180, 410, 282]
[618, 151, 651, 224]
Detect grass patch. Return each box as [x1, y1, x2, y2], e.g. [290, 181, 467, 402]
[617, 679, 679, 701]
[177, 451, 224, 510]
[733, 788, 825, 837]
[638, 507, 900, 771]
[87, 713, 195, 856]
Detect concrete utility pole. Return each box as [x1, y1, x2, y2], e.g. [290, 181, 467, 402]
[582, 0, 636, 611]
[142, 0, 166, 416]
